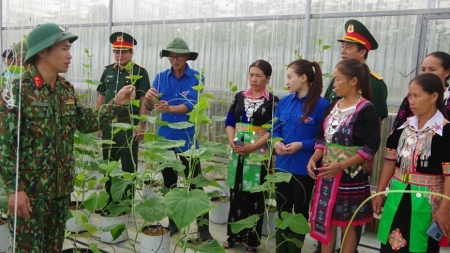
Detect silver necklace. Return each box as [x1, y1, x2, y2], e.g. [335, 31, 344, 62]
[325, 96, 361, 141]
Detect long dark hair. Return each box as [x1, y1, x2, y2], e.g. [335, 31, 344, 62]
[410, 73, 449, 119]
[335, 58, 372, 102]
[249, 59, 272, 77]
[287, 59, 323, 122]
[426, 51, 450, 86]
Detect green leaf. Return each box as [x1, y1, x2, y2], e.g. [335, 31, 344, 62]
[231, 85, 237, 92]
[110, 177, 133, 202]
[139, 149, 177, 163]
[110, 122, 134, 130]
[82, 191, 109, 213]
[200, 93, 214, 99]
[187, 239, 225, 253]
[156, 160, 185, 173]
[97, 139, 116, 145]
[162, 188, 211, 230]
[129, 75, 143, 81]
[84, 222, 98, 235]
[248, 182, 269, 193]
[131, 99, 140, 108]
[141, 139, 185, 150]
[229, 214, 260, 234]
[192, 84, 204, 91]
[78, 94, 87, 99]
[89, 243, 100, 253]
[190, 174, 211, 188]
[107, 202, 131, 217]
[318, 38, 323, 45]
[99, 161, 120, 174]
[211, 116, 226, 122]
[268, 137, 283, 144]
[156, 120, 169, 126]
[261, 124, 272, 129]
[102, 223, 126, 241]
[265, 172, 292, 183]
[322, 44, 331, 50]
[143, 132, 160, 142]
[247, 153, 270, 162]
[167, 121, 194, 130]
[135, 198, 167, 223]
[274, 211, 309, 234]
[85, 79, 102, 85]
[282, 232, 304, 248]
[82, 64, 93, 68]
[198, 97, 210, 109]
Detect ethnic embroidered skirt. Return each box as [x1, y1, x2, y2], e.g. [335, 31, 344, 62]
[310, 143, 372, 246]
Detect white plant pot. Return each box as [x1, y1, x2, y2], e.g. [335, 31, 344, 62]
[142, 184, 162, 200]
[140, 225, 170, 253]
[0, 221, 11, 253]
[261, 211, 278, 236]
[66, 208, 92, 233]
[209, 197, 230, 224]
[100, 214, 128, 243]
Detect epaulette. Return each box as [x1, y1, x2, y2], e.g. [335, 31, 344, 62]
[370, 71, 383, 80]
[134, 63, 145, 69]
[104, 63, 116, 68]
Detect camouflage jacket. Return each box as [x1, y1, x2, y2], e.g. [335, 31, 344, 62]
[0, 65, 123, 199]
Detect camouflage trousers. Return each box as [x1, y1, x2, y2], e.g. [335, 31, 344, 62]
[9, 195, 69, 253]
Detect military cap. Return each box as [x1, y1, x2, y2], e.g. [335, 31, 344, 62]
[25, 23, 78, 64]
[160, 38, 198, 61]
[109, 32, 137, 50]
[337, 19, 378, 51]
[13, 40, 28, 58]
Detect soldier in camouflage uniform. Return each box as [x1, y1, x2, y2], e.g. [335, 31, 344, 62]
[96, 32, 150, 205]
[0, 23, 134, 252]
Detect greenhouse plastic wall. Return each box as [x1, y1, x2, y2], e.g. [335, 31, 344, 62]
[1, 0, 450, 104]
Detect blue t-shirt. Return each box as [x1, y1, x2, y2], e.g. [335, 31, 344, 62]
[152, 64, 202, 152]
[272, 93, 329, 175]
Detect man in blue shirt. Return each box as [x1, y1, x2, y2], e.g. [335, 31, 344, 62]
[144, 37, 213, 242]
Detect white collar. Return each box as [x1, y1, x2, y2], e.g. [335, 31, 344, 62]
[398, 110, 445, 136]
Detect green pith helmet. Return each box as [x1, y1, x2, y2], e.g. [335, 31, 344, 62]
[13, 40, 28, 59]
[337, 19, 378, 51]
[25, 23, 78, 64]
[160, 37, 198, 61]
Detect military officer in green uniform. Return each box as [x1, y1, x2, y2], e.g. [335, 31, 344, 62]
[0, 23, 134, 252]
[96, 32, 150, 205]
[324, 19, 388, 123]
[316, 19, 388, 253]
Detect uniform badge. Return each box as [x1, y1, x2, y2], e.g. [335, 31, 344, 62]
[304, 117, 313, 123]
[107, 75, 114, 78]
[59, 26, 65, 32]
[116, 35, 123, 42]
[182, 91, 190, 96]
[125, 76, 131, 79]
[33, 74, 43, 88]
[347, 24, 354, 33]
[65, 99, 75, 105]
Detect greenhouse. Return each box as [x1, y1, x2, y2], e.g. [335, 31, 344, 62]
[0, 0, 450, 252]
